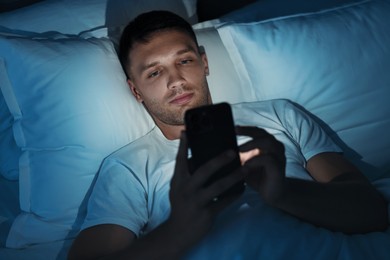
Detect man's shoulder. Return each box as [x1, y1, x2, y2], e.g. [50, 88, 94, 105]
[231, 99, 296, 112]
[230, 99, 309, 131]
[105, 127, 159, 164]
[231, 99, 298, 120]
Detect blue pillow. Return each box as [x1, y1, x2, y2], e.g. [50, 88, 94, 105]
[0, 90, 19, 180]
[217, 0, 390, 176]
[0, 176, 19, 247]
[0, 33, 154, 248]
[220, 0, 363, 23]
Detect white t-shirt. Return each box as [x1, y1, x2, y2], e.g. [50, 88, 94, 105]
[81, 99, 341, 236]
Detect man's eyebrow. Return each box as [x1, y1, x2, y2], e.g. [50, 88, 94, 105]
[139, 61, 159, 74]
[176, 46, 197, 55]
[139, 47, 198, 74]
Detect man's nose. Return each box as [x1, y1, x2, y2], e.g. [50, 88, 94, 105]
[167, 67, 185, 89]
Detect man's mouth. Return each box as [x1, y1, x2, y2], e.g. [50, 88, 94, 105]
[169, 93, 194, 105]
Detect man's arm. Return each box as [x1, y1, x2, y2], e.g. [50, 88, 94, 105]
[68, 133, 246, 259]
[68, 224, 135, 259]
[237, 126, 389, 234]
[68, 221, 194, 260]
[277, 152, 388, 234]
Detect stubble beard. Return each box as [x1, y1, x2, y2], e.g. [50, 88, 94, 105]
[145, 80, 211, 126]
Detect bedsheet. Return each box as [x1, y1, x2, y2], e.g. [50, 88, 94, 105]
[1, 178, 389, 260]
[0, 239, 72, 259]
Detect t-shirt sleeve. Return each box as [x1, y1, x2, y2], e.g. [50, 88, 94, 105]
[81, 158, 148, 237]
[282, 101, 342, 161]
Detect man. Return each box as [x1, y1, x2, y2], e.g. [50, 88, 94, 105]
[68, 10, 388, 259]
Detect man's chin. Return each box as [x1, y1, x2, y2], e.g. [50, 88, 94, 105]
[168, 97, 210, 123]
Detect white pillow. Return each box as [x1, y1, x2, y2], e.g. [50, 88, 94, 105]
[0, 0, 197, 180]
[194, 27, 253, 104]
[0, 33, 154, 248]
[0, 0, 197, 35]
[217, 0, 390, 176]
[0, 18, 242, 249]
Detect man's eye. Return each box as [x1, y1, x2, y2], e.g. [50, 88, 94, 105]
[180, 59, 192, 65]
[148, 71, 159, 78]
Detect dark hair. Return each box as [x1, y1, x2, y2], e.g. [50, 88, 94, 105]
[119, 10, 199, 79]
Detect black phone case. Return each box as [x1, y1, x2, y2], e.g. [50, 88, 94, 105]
[185, 102, 245, 198]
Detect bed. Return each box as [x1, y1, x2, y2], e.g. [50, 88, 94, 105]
[1, 0, 390, 259]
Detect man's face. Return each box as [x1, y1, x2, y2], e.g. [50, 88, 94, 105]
[127, 30, 211, 127]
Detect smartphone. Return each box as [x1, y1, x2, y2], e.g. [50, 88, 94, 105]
[184, 102, 245, 199]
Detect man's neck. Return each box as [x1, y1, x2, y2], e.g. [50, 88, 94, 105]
[157, 123, 185, 140]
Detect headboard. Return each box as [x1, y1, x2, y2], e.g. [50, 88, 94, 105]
[0, 0, 42, 12]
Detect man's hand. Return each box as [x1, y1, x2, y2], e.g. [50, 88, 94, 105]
[168, 131, 247, 249]
[236, 126, 388, 234]
[236, 126, 286, 205]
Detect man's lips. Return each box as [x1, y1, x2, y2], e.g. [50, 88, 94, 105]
[169, 93, 194, 105]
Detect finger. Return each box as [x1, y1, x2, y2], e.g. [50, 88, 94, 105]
[238, 136, 273, 153]
[235, 125, 270, 139]
[176, 131, 188, 163]
[236, 126, 277, 153]
[244, 153, 285, 182]
[172, 131, 190, 184]
[239, 148, 260, 165]
[243, 155, 284, 202]
[190, 149, 239, 190]
[198, 167, 246, 207]
[237, 126, 284, 161]
[208, 192, 242, 216]
[244, 153, 277, 172]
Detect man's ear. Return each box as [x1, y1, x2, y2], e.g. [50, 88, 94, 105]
[201, 52, 209, 76]
[127, 79, 143, 103]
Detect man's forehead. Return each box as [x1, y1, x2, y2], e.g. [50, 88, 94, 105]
[132, 30, 197, 53]
[129, 31, 199, 72]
